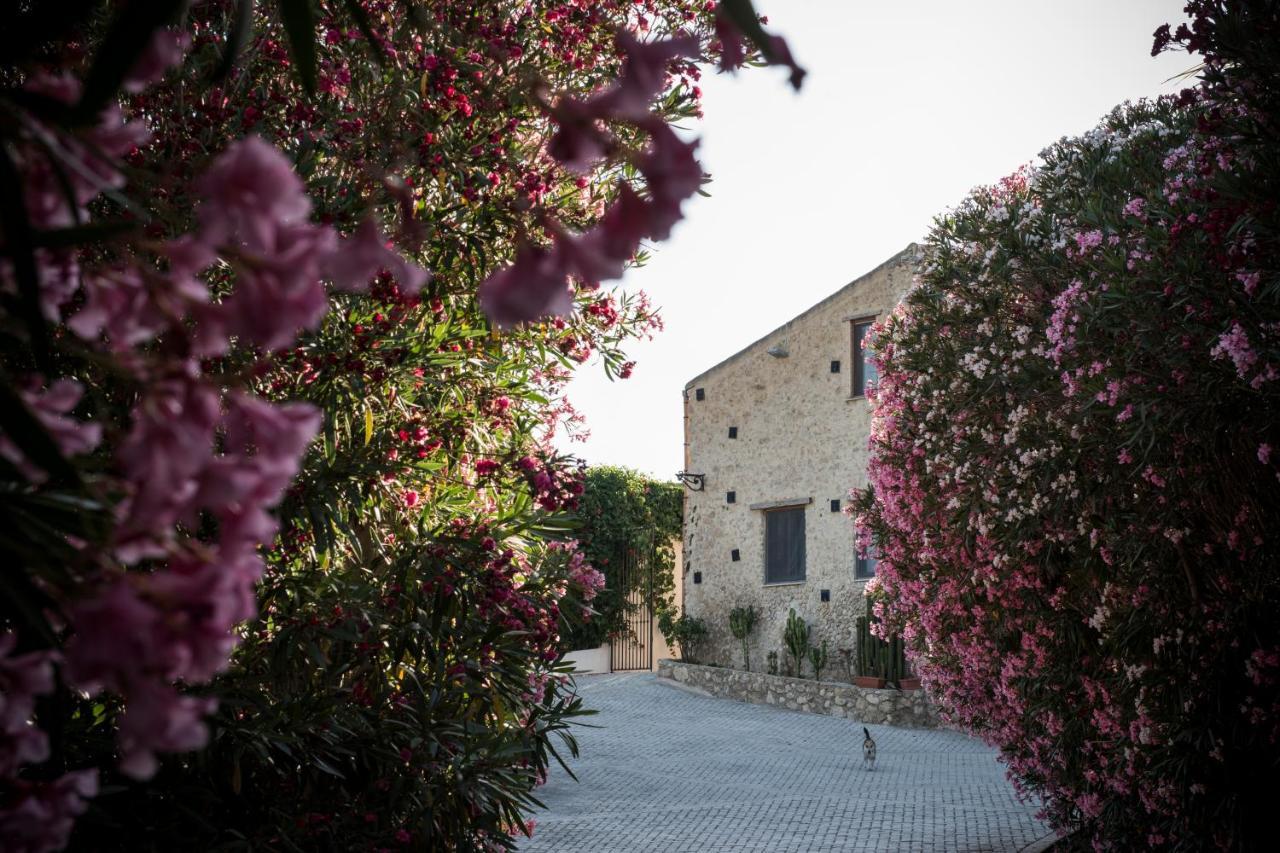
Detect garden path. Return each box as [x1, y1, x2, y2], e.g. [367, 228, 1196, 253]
[519, 672, 1052, 853]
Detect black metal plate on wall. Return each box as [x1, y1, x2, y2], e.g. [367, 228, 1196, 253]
[830, 499, 841, 512]
[730, 548, 740, 562]
[695, 387, 705, 401]
[694, 571, 702, 584]
[727, 491, 736, 504]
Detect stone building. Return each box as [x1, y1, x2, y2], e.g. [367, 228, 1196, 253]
[679, 245, 918, 676]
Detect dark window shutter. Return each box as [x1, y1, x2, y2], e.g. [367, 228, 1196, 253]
[765, 507, 806, 583]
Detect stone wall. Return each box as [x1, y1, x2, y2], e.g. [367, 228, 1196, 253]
[680, 246, 919, 671]
[657, 659, 939, 729]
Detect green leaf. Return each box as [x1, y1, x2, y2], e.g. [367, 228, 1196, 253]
[213, 0, 257, 82]
[0, 144, 50, 370]
[279, 0, 319, 94]
[339, 0, 387, 66]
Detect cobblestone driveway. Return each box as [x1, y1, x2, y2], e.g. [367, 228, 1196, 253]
[520, 673, 1050, 853]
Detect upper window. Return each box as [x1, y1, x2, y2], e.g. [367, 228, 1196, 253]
[764, 506, 806, 584]
[852, 319, 879, 397]
[855, 547, 878, 579]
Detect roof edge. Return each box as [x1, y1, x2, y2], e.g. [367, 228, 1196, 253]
[683, 242, 920, 390]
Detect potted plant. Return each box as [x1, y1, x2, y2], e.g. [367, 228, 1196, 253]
[898, 675, 922, 691]
[855, 599, 888, 688]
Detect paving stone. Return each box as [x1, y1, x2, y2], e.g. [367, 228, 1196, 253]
[519, 673, 1049, 853]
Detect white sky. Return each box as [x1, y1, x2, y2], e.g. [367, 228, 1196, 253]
[556, 0, 1192, 479]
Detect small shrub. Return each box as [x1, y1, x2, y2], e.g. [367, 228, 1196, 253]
[728, 605, 758, 671]
[658, 609, 709, 664]
[767, 650, 779, 676]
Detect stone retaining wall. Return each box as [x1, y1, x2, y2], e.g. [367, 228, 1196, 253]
[656, 659, 939, 728]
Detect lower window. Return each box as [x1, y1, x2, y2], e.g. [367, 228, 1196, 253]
[764, 506, 806, 583]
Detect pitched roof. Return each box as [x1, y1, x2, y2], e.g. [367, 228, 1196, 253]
[683, 242, 919, 389]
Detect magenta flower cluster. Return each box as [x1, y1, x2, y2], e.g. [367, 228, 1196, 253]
[856, 81, 1278, 851]
[478, 11, 802, 328]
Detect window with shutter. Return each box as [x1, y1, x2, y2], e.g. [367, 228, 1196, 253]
[852, 318, 879, 397]
[855, 546, 878, 579]
[764, 506, 806, 584]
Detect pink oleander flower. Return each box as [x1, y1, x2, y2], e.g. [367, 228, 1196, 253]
[636, 119, 703, 241]
[478, 244, 574, 329]
[194, 136, 312, 251]
[0, 634, 57, 777]
[67, 267, 166, 349]
[1209, 321, 1258, 377]
[115, 683, 217, 780]
[713, 5, 806, 90]
[324, 218, 429, 295]
[1260, 443, 1273, 465]
[547, 97, 611, 174]
[123, 27, 190, 94]
[218, 221, 335, 352]
[1235, 270, 1260, 296]
[0, 380, 102, 483]
[0, 769, 98, 853]
[557, 184, 650, 286]
[591, 30, 700, 122]
[114, 379, 221, 554]
[1073, 229, 1104, 253]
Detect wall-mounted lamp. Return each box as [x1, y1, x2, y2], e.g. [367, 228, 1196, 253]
[675, 471, 706, 491]
[766, 343, 789, 358]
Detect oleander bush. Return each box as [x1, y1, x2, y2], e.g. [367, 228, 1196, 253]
[0, 0, 802, 848]
[854, 3, 1279, 848]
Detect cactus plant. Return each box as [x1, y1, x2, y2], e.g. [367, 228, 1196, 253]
[767, 650, 778, 676]
[783, 607, 810, 678]
[809, 639, 828, 682]
[728, 605, 758, 671]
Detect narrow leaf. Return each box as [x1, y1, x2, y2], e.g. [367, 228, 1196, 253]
[72, 0, 188, 124]
[213, 0, 257, 82]
[0, 144, 51, 370]
[278, 0, 319, 94]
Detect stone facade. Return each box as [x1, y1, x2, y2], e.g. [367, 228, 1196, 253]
[656, 659, 939, 728]
[680, 246, 918, 673]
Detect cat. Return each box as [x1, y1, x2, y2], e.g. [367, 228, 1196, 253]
[862, 726, 877, 771]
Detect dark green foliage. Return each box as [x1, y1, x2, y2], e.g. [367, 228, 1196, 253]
[657, 610, 708, 664]
[563, 466, 682, 651]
